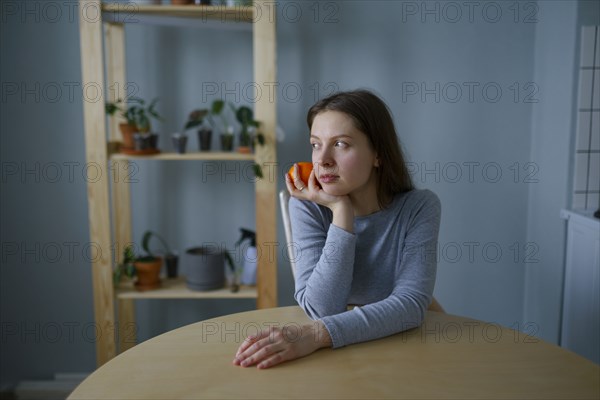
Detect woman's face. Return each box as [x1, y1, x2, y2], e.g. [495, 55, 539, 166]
[310, 111, 379, 197]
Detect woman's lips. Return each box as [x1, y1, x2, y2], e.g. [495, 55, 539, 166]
[319, 175, 339, 183]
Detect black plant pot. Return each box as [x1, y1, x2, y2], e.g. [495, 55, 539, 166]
[165, 254, 179, 278]
[172, 134, 188, 154]
[133, 133, 158, 151]
[149, 133, 159, 149]
[133, 133, 150, 150]
[198, 128, 212, 151]
[220, 134, 234, 151]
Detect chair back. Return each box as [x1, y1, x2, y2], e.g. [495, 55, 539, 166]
[279, 190, 297, 280]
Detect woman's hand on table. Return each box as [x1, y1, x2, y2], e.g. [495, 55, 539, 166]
[233, 320, 332, 369]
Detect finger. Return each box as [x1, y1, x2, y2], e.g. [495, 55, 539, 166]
[285, 173, 303, 197]
[233, 331, 269, 363]
[234, 332, 274, 366]
[284, 172, 295, 194]
[285, 165, 305, 196]
[234, 338, 256, 361]
[257, 351, 287, 369]
[233, 340, 256, 365]
[292, 164, 305, 190]
[307, 168, 317, 190]
[238, 338, 282, 367]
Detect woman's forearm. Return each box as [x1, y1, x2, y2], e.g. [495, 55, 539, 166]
[330, 198, 354, 233]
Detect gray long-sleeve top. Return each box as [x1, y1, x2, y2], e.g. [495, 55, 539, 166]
[289, 189, 441, 348]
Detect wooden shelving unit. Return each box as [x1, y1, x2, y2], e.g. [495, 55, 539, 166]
[110, 152, 256, 161]
[102, 3, 255, 21]
[115, 278, 258, 300]
[78, 0, 277, 367]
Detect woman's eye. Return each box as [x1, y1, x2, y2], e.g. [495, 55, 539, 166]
[335, 141, 347, 147]
[311, 143, 319, 149]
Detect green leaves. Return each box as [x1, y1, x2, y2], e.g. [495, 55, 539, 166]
[142, 230, 172, 257]
[114, 245, 137, 287]
[211, 99, 225, 115]
[104, 97, 162, 131]
[255, 132, 265, 146]
[105, 101, 121, 115]
[223, 250, 240, 293]
[224, 250, 236, 273]
[185, 109, 209, 130]
[253, 163, 263, 179]
[235, 106, 253, 125]
[142, 231, 153, 257]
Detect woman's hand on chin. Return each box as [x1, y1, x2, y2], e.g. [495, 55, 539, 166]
[286, 164, 351, 211]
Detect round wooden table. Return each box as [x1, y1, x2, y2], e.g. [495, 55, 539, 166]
[69, 306, 599, 399]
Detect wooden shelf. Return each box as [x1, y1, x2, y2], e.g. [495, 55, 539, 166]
[110, 152, 256, 161]
[116, 277, 257, 299]
[101, 3, 254, 23]
[80, 0, 277, 364]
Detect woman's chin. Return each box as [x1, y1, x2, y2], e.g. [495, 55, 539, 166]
[320, 186, 349, 197]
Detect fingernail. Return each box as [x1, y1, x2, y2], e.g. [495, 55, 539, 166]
[241, 360, 249, 367]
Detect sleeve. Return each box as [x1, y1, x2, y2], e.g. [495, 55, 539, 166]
[320, 190, 442, 348]
[288, 197, 357, 318]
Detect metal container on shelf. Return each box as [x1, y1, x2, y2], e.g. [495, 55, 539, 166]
[184, 246, 225, 291]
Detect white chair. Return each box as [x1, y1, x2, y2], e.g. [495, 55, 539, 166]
[279, 190, 297, 280]
[278, 190, 445, 313]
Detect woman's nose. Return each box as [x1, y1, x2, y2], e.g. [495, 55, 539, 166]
[316, 148, 335, 169]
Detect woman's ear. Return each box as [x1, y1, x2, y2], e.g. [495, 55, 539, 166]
[374, 155, 380, 168]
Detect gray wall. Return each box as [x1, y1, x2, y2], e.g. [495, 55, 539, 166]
[0, 0, 593, 388]
[523, 0, 600, 344]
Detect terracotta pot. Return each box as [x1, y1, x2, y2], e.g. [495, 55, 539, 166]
[237, 146, 252, 154]
[119, 123, 138, 149]
[134, 257, 162, 291]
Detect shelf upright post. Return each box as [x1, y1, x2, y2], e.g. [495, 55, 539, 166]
[78, 0, 117, 366]
[253, 0, 278, 309]
[104, 19, 137, 353]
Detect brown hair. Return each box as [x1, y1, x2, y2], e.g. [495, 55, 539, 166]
[307, 89, 414, 209]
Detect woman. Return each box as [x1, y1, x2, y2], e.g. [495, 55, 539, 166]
[233, 89, 441, 369]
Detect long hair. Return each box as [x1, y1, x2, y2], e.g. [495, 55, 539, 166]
[307, 89, 414, 209]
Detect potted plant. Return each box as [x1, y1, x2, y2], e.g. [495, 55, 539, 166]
[234, 105, 265, 154]
[114, 244, 162, 291]
[112, 231, 170, 291]
[113, 245, 136, 287]
[105, 97, 163, 153]
[184, 108, 212, 151]
[185, 100, 240, 152]
[143, 230, 179, 279]
[230, 104, 266, 178]
[210, 100, 236, 151]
